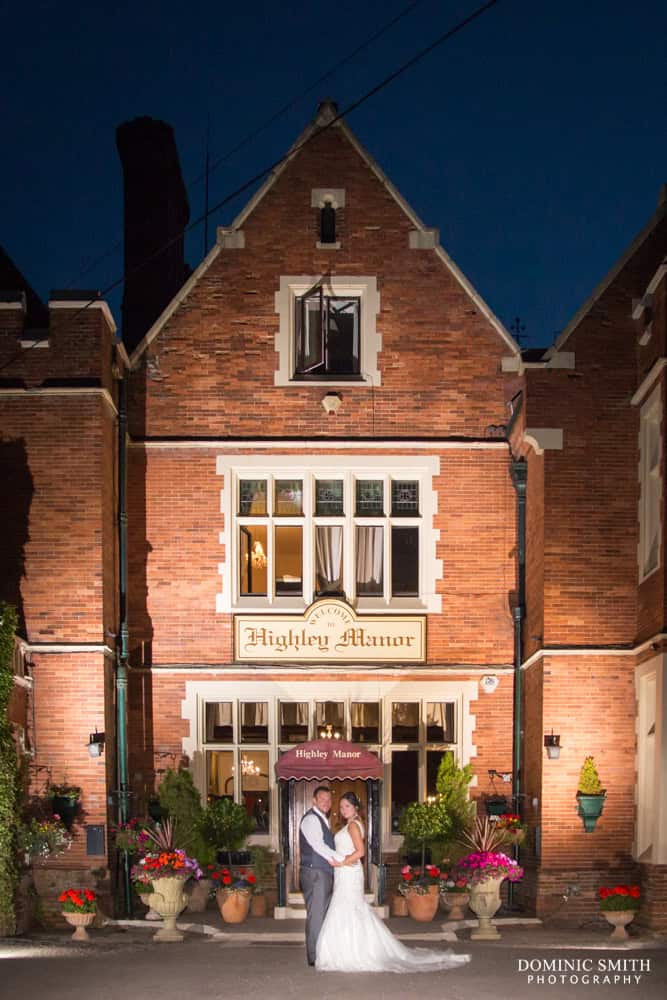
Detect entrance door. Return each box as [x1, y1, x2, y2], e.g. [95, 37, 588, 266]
[290, 779, 369, 891]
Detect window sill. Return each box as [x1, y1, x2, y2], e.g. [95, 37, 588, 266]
[290, 374, 366, 383]
[315, 241, 341, 250]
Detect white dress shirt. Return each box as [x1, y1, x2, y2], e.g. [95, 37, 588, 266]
[300, 806, 345, 863]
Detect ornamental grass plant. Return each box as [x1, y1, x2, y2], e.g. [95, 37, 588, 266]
[599, 885, 641, 911]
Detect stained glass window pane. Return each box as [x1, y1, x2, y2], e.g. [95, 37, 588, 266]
[316, 479, 344, 515]
[275, 479, 303, 516]
[391, 480, 419, 516]
[239, 479, 267, 515]
[355, 479, 384, 515]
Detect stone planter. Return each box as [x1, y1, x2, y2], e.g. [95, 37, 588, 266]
[468, 875, 504, 939]
[404, 888, 439, 922]
[138, 892, 162, 920]
[216, 888, 251, 924]
[150, 876, 189, 942]
[62, 910, 95, 942]
[186, 878, 212, 913]
[576, 792, 606, 833]
[442, 891, 470, 921]
[602, 909, 636, 940]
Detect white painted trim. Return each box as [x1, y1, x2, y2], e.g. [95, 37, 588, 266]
[0, 386, 117, 414]
[19, 338, 49, 349]
[522, 428, 564, 455]
[501, 352, 575, 375]
[13, 675, 33, 689]
[25, 643, 115, 655]
[0, 299, 26, 311]
[631, 358, 667, 407]
[546, 206, 667, 358]
[521, 634, 667, 671]
[128, 243, 222, 367]
[216, 454, 441, 614]
[180, 676, 479, 852]
[148, 664, 515, 675]
[131, 439, 509, 451]
[117, 342, 131, 369]
[217, 228, 245, 249]
[311, 188, 345, 209]
[638, 385, 662, 582]
[409, 229, 439, 250]
[49, 299, 117, 335]
[634, 654, 667, 863]
[274, 275, 381, 387]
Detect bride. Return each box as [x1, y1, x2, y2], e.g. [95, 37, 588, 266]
[316, 791, 471, 974]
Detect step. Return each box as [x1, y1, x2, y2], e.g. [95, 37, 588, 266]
[275, 903, 389, 920]
[287, 891, 376, 905]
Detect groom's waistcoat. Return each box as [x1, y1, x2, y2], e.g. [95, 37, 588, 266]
[299, 808, 335, 870]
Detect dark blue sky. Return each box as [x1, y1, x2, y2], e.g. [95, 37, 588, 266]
[2, 0, 665, 348]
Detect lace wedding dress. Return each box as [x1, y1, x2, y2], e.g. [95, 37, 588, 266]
[315, 820, 471, 974]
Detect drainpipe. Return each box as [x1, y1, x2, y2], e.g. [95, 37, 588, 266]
[509, 458, 527, 909]
[116, 374, 132, 916]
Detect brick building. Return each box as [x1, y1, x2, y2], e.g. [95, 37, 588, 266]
[1, 102, 665, 927]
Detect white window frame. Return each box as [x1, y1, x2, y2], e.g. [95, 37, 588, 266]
[274, 275, 381, 387]
[634, 654, 667, 864]
[216, 454, 442, 613]
[639, 386, 662, 582]
[182, 678, 478, 853]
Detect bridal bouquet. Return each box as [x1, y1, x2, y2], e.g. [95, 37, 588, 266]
[397, 864, 442, 896]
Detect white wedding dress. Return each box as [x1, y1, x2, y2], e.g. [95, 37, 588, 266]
[315, 820, 471, 974]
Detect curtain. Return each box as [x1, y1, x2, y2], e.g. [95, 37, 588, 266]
[242, 702, 268, 726]
[356, 525, 383, 587]
[206, 702, 232, 741]
[280, 703, 308, 726]
[427, 703, 445, 729]
[352, 703, 378, 727]
[316, 525, 343, 591]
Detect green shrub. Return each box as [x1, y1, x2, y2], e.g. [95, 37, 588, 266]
[199, 798, 254, 860]
[0, 604, 19, 935]
[578, 757, 604, 795]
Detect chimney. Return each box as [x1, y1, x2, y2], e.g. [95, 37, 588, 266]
[116, 117, 190, 352]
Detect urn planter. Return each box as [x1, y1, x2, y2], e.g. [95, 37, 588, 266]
[62, 911, 95, 942]
[602, 910, 636, 940]
[468, 875, 504, 940]
[442, 891, 470, 921]
[576, 793, 606, 833]
[216, 888, 251, 923]
[149, 876, 189, 942]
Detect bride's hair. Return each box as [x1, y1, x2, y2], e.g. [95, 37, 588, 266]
[340, 791, 362, 815]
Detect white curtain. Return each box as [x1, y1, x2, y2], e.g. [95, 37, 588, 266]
[242, 702, 268, 726]
[316, 526, 343, 591]
[356, 526, 383, 587]
[281, 703, 308, 726]
[206, 702, 232, 741]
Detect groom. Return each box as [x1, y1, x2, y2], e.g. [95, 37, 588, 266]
[299, 785, 345, 966]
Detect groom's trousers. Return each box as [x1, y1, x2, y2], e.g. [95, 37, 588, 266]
[300, 866, 333, 965]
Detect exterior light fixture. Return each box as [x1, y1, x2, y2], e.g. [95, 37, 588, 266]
[320, 724, 341, 740]
[544, 732, 561, 759]
[88, 730, 106, 758]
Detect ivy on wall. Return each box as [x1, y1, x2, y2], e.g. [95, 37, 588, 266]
[0, 603, 19, 935]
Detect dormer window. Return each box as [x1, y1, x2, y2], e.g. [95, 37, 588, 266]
[320, 201, 336, 244]
[295, 284, 360, 377]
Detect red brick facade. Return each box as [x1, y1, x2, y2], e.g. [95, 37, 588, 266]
[1, 108, 666, 926]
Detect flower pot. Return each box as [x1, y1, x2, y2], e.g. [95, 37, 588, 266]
[149, 875, 189, 942]
[138, 893, 162, 920]
[391, 893, 408, 917]
[468, 875, 504, 939]
[442, 892, 470, 921]
[62, 910, 95, 942]
[602, 909, 636, 940]
[404, 889, 439, 922]
[216, 888, 251, 924]
[52, 795, 79, 831]
[576, 793, 606, 833]
[249, 892, 268, 918]
[186, 878, 212, 913]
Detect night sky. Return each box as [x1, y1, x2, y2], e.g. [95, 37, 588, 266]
[2, 0, 665, 349]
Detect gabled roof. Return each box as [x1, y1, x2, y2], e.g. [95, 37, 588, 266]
[545, 187, 667, 359]
[129, 102, 520, 367]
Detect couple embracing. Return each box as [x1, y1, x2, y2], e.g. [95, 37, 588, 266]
[299, 786, 471, 974]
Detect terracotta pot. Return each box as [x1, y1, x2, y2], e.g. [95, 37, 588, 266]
[442, 891, 470, 921]
[62, 910, 95, 942]
[602, 909, 636, 940]
[149, 876, 189, 942]
[250, 892, 268, 918]
[216, 888, 251, 924]
[468, 875, 504, 940]
[186, 878, 212, 913]
[391, 894, 408, 917]
[405, 889, 439, 922]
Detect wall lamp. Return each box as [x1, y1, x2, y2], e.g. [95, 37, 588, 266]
[544, 732, 561, 760]
[88, 730, 106, 758]
[488, 769, 512, 783]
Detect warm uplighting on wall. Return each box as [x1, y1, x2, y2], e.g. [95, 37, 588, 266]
[544, 732, 561, 759]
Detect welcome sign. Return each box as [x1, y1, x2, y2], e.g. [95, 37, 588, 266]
[234, 598, 425, 664]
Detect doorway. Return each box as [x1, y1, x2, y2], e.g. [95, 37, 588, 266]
[289, 778, 369, 891]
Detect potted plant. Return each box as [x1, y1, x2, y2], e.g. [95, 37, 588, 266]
[397, 864, 442, 922]
[495, 813, 527, 847]
[48, 780, 82, 831]
[132, 879, 161, 920]
[576, 757, 606, 832]
[454, 818, 523, 939]
[19, 814, 72, 861]
[198, 798, 254, 868]
[113, 818, 151, 855]
[440, 870, 471, 921]
[599, 884, 641, 939]
[248, 844, 273, 917]
[131, 820, 202, 942]
[59, 887, 97, 941]
[208, 863, 256, 923]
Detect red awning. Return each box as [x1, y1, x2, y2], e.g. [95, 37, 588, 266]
[275, 739, 383, 781]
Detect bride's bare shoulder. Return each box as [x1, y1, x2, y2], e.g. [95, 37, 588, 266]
[351, 818, 365, 838]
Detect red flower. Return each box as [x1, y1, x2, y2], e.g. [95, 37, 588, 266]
[247, 875, 256, 884]
[58, 892, 67, 903]
[84, 889, 96, 902]
[617, 886, 629, 896]
[629, 886, 641, 899]
[599, 888, 610, 898]
[222, 875, 232, 886]
[403, 872, 412, 881]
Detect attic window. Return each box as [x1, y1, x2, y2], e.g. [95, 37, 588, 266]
[320, 202, 336, 244]
[295, 283, 360, 378]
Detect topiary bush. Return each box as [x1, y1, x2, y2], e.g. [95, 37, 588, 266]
[577, 756, 604, 795]
[198, 798, 254, 865]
